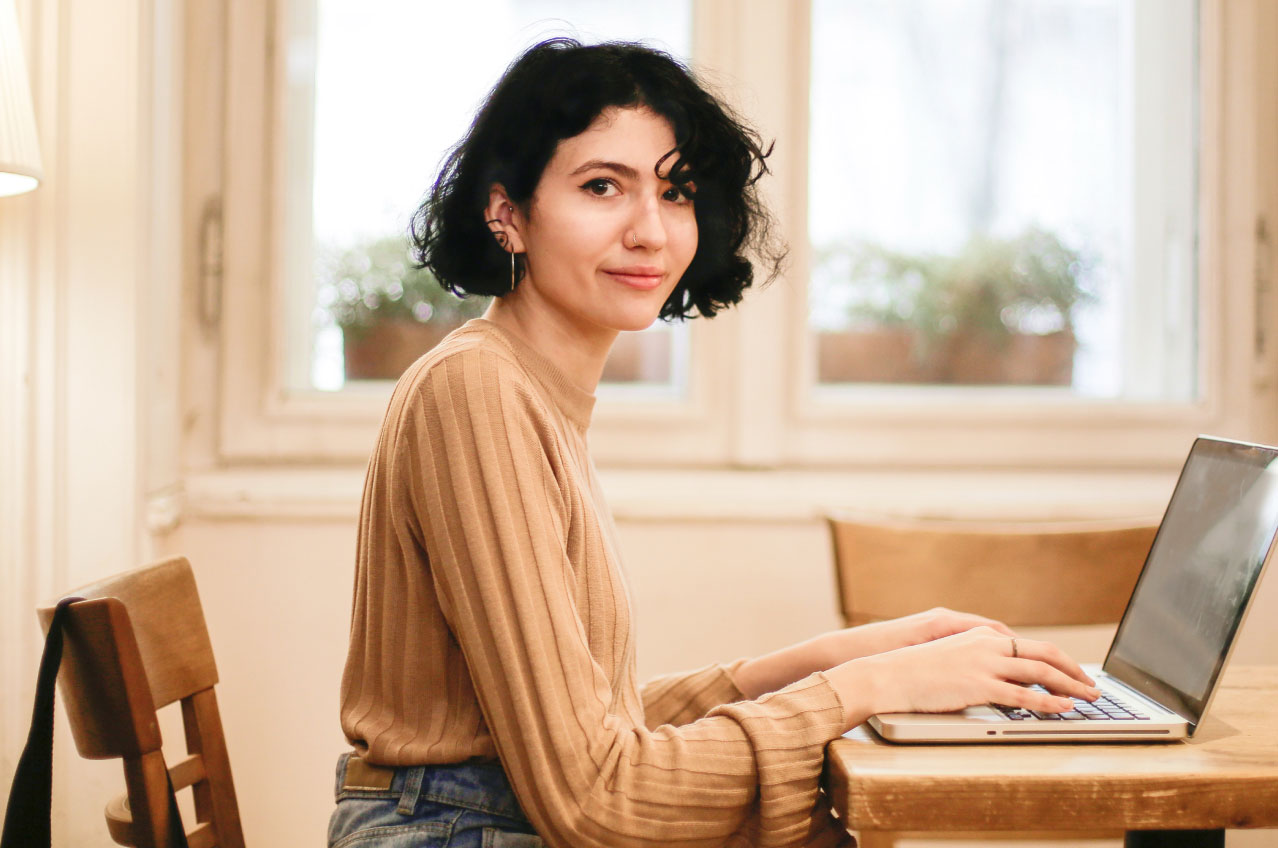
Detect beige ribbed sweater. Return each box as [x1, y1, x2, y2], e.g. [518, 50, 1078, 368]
[339, 319, 850, 847]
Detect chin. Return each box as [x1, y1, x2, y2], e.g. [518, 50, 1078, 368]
[611, 311, 663, 333]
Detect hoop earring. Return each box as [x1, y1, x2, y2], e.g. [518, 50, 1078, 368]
[484, 216, 517, 294]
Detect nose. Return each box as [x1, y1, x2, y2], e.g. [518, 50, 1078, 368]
[627, 194, 667, 251]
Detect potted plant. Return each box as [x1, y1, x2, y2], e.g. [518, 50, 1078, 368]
[317, 234, 489, 380]
[816, 227, 1094, 385]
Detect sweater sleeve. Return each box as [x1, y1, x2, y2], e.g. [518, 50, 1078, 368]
[404, 350, 849, 848]
[640, 661, 749, 730]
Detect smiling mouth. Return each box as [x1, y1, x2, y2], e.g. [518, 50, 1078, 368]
[604, 269, 665, 291]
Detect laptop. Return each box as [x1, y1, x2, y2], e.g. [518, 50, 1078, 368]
[867, 435, 1278, 743]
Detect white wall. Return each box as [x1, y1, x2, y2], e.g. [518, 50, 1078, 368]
[0, 0, 182, 843]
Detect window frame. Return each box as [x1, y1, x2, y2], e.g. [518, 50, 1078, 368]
[214, 0, 1277, 469]
[704, 0, 1270, 469]
[220, 0, 737, 465]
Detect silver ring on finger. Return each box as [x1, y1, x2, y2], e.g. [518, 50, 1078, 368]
[1010, 637, 1019, 659]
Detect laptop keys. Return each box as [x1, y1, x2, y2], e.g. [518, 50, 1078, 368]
[995, 686, 1151, 721]
[993, 705, 1034, 719]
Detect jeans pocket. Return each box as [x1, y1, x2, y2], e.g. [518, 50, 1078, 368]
[331, 821, 450, 848]
[480, 828, 545, 848]
[329, 794, 451, 848]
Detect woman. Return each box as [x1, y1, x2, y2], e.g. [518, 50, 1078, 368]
[329, 38, 1097, 848]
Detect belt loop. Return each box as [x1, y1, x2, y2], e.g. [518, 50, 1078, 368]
[397, 766, 424, 815]
[334, 752, 350, 800]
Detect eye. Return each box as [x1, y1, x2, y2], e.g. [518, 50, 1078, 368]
[663, 184, 695, 205]
[581, 178, 620, 197]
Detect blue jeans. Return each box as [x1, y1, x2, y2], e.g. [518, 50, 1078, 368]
[328, 752, 545, 848]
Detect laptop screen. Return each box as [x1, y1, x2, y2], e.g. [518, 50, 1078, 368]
[1104, 437, 1278, 726]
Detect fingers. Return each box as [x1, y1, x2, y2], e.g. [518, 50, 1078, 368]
[989, 680, 1075, 713]
[1005, 636, 1096, 687]
[1001, 658, 1100, 701]
[863, 628, 1101, 716]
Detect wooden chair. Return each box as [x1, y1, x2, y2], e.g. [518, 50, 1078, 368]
[36, 556, 245, 848]
[825, 514, 1159, 628]
[823, 513, 1159, 848]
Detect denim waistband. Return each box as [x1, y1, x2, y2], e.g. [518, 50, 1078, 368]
[334, 751, 529, 823]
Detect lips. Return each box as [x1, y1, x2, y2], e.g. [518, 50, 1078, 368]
[604, 266, 665, 291]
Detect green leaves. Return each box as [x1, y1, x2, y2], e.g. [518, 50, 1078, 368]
[824, 227, 1094, 347]
[316, 234, 489, 338]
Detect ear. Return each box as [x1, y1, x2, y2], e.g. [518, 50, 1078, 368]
[484, 186, 526, 254]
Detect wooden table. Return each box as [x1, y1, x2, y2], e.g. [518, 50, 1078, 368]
[824, 666, 1278, 848]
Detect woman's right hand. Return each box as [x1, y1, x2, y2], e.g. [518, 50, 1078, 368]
[823, 625, 1101, 731]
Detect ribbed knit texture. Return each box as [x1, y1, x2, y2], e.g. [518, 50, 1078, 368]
[339, 319, 852, 847]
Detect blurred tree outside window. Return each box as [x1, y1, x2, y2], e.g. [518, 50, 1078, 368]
[809, 0, 1198, 398]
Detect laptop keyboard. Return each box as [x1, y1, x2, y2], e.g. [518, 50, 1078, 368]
[994, 685, 1151, 721]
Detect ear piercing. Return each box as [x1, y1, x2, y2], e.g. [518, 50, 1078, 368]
[484, 205, 519, 294]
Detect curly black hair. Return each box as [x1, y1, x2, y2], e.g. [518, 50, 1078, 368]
[409, 38, 786, 320]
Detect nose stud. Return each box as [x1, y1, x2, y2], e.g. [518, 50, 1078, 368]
[630, 232, 639, 248]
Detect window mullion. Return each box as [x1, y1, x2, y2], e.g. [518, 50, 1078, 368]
[698, 0, 811, 467]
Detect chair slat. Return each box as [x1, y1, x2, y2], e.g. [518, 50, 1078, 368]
[185, 822, 217, 848]
[168, 753, 207, 793]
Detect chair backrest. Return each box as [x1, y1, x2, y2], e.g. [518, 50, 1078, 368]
[36, 556, 245, 848]
[824, 514, 1159, 627]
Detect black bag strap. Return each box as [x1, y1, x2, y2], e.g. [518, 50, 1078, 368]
[1, 597, 190, 848]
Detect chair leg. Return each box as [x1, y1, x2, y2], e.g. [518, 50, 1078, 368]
[182, 689, 246, 848]
[121, 751, 177, 848]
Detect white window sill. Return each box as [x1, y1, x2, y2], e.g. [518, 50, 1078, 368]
[176, 465, 1179, 525]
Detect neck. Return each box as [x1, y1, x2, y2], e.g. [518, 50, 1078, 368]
[481, 293, 617, 394]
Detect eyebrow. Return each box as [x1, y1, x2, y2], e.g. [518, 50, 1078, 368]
[567, 159, 642, 180]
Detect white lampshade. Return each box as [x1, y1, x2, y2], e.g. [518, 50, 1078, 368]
[0, 0, 42, 197]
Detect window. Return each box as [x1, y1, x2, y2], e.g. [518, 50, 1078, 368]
[212, 0, 1270, 469]
[282, 0, 692, 393]
[808, 0, 1197, 400]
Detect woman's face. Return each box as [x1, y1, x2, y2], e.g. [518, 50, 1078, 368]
[502, 107, 698, 337]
